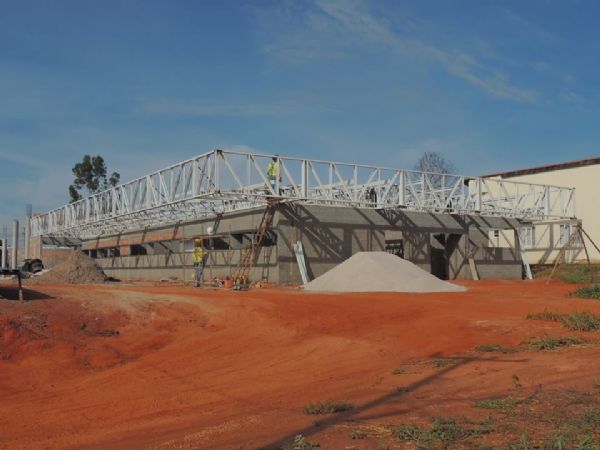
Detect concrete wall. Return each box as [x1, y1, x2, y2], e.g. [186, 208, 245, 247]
[276, 205, 522, 284]
[79, 204, 523, 284]
[90, 207, 279, 282]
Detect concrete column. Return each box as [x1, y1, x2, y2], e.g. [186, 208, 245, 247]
[11, 219, 19, 270]
[1, 225, 7, 269]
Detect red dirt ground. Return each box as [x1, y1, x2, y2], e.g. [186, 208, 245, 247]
[1, 280, 600, 449]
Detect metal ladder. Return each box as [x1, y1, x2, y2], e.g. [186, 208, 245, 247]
[233, 200, 278, 282]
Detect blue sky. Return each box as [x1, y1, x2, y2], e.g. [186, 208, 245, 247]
[1, 0, 599, 224]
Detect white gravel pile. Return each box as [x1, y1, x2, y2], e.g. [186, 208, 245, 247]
[304, 251, 466, 293]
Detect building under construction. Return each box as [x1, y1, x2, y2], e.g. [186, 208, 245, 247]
[29, 149, 578, 284]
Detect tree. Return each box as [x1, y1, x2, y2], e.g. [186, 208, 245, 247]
[414, 152, 457, 175]
[414, 152, 458, 191]
[68, 155, 120, 202]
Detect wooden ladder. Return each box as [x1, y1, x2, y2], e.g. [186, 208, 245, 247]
[233, 200, 278, 282]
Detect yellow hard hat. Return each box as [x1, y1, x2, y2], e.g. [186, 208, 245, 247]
[194, 237, 203, 243]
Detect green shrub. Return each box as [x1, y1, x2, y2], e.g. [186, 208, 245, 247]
[282, 435, 317, 450]
[433, 358, 454, 368]
[475, 344, 516, 353]
[560, 312, 600, 331]
[303, 400, 353, 415]
[526, 310, 563, 321]
[349, 428, 366, 439]
[391, 368, 405, 375]
[474, 397, 519, 410]
[570, 284, 600, 299]
[391, 417, 493, 445]
[560, 265, 594, 283]
[526, 310, 600, 332]
[528, 336, 584, 351]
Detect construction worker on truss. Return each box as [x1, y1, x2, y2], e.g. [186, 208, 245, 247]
[267, 156, 281, 195]
[192, 237, 206, 287]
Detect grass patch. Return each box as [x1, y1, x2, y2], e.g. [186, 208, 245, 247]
[570, 284, 600, 300]
[592, 380, 600, 389]
[507, 433, 597, 450]
[578, 407, 600, 428]
[349, 428, 366, 439]
[281, 434, 318, 450]
[474, 397, 519, 410]
[560, 312, 600, 332]
[526, 309, 563, 322]
[391, 417, 493, 446]
[536, 264, 600, 284]
[528, 336, 584, 351]
[475, 344, 516, 353]
[432, 358, 454, 368]
[303, 400, 353, 415]
[526, 310, 600, 332]
[391, 368, 405, 375]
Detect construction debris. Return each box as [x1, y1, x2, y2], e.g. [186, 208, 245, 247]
[304, 251, 466, 293]
[29, 251, 107, 285]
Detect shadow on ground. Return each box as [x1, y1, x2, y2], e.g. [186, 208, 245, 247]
[261, 354, 527, 449]
[0, 286, 54, 301]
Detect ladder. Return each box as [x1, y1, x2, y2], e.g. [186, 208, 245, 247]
[233, 200, 278, 282]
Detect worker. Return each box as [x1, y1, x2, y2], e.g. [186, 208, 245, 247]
[192, 237, 206, 287]
[266, 156, 281, 194]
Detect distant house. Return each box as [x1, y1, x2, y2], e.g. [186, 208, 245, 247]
[483, 157, 600, 264]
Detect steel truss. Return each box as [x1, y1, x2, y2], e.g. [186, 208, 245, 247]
[31, 149, 576, 239]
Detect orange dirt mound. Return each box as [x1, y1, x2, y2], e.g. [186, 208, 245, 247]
[29, 250, 107, 284]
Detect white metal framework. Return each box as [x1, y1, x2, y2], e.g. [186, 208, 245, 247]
[31, 149, 576, 239]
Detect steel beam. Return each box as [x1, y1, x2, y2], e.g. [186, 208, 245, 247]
[31, 149, 577, 239]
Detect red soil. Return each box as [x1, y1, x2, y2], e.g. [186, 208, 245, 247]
[1, 280, 599, 449]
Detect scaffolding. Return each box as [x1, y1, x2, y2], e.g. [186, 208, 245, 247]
[31, 149, 576, 239]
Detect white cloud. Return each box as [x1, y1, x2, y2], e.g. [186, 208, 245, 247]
[503, 9, 558, 44]
[257, 0, 537, 102]
[558, 89, 586, 106]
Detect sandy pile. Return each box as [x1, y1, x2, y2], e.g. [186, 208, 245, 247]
[30, 250, 107, 284]
[304, 251, 466, 293]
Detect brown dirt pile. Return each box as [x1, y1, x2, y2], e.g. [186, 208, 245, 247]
[30, 250, 107, 284]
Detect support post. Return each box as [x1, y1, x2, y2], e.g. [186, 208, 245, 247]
[516, 228, 533, 280]
[546, 226, 580, 284]
[214, 149, 221, 192]
[24, 205, 32, 260]
[578, 224, 593, 283]
[11, 219, 19, 270]
[1, 225, 7, 270]
[399, 171, 406, 206]
[475, 179, 482, 211]
[301, 160, 308, 198]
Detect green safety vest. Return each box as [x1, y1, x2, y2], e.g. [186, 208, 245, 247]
[267, 161, 279, 177]
[192, 247, 205, 263]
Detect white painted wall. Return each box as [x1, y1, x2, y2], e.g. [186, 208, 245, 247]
[491, 163, 600, 262]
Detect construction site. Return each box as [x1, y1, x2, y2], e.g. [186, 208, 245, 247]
[25, 149, 579, 285]
[2, 148, 600, 449]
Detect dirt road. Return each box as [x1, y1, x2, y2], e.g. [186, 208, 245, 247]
[1, 280, 600, 449]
